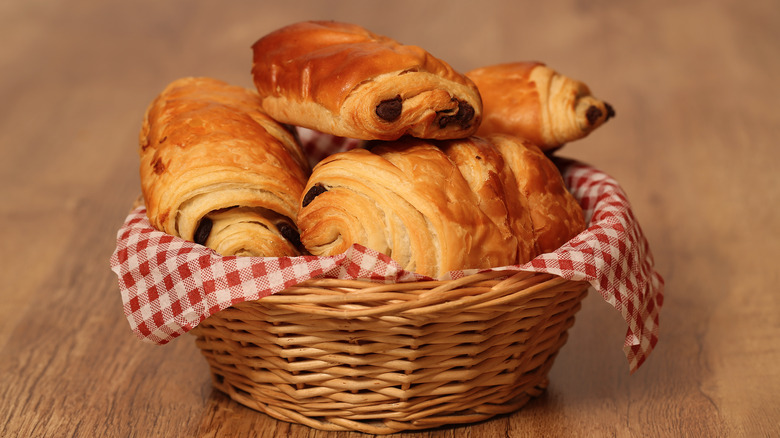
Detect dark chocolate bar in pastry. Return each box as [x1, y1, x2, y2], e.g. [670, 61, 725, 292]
[251, 20, 482, 141]
[466, 62, 614, 151]
[138, 77, 310, 257]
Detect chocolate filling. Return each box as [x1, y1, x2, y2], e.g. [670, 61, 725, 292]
[605, 102, 616, 120]
[375, 96, 403, 121]
[586, 106, 603, 125]
[438, 99, 475, 129]
[302, 184, 328, 208]
[277, 222, 302, 248]
[194, 217, 213, 245]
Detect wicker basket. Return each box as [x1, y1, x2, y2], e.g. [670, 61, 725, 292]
[190, 269, 589, 434]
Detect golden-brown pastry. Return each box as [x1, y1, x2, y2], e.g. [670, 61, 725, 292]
[296, 137, 519, 277]
[489, 134, 586, 254]
[296, 135, 585, 277]
[466, 62, 614, 150]
[251, 20, 482, 141]
[138, 77, 310, 257]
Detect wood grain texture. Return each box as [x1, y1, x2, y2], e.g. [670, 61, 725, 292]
[1, 0, 778, 436]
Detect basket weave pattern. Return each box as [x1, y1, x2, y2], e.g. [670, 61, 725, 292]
[191, 269, 589, 434]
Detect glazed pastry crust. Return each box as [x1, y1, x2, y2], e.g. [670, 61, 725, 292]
[490, 134, 586, 254]
[138, 77, 310, 256]
[296, 135, 585, 277]
[439, 137, 536, 265]
[251, 21, 482, 141]
[467, 62, 614, 150]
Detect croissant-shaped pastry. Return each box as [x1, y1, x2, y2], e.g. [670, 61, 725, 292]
[251, 20, 482, 141]
[466, 62, 614, 150]
[297, 135, 585, 277]
[138, 77, 310, 257]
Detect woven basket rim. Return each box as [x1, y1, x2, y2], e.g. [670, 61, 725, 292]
[228, 270, 585, 319]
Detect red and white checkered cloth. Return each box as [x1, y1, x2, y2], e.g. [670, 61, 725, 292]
[110, 129, 664, 373]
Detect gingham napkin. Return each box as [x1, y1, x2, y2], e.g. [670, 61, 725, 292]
[110, 129, 664, 373]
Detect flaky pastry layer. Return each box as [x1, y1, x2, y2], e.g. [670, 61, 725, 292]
[138, 77, 310, 256]
[297, 135, 585, 277]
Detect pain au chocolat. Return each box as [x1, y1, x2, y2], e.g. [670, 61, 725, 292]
[296, 135, 585, 278]
[251, 20, 482, 141]
[138, 77, 310, 257]
[466, 62, 614, 151]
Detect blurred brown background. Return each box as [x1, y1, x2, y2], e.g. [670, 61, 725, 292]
[1, 1, 778, 436]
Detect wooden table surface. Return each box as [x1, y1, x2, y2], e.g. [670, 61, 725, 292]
[2, 1, 778, 436]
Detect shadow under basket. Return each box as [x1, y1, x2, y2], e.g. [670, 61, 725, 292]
[190, 269, 589, 434]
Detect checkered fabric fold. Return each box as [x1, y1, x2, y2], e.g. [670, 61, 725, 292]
[110, 132, 663, 373]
